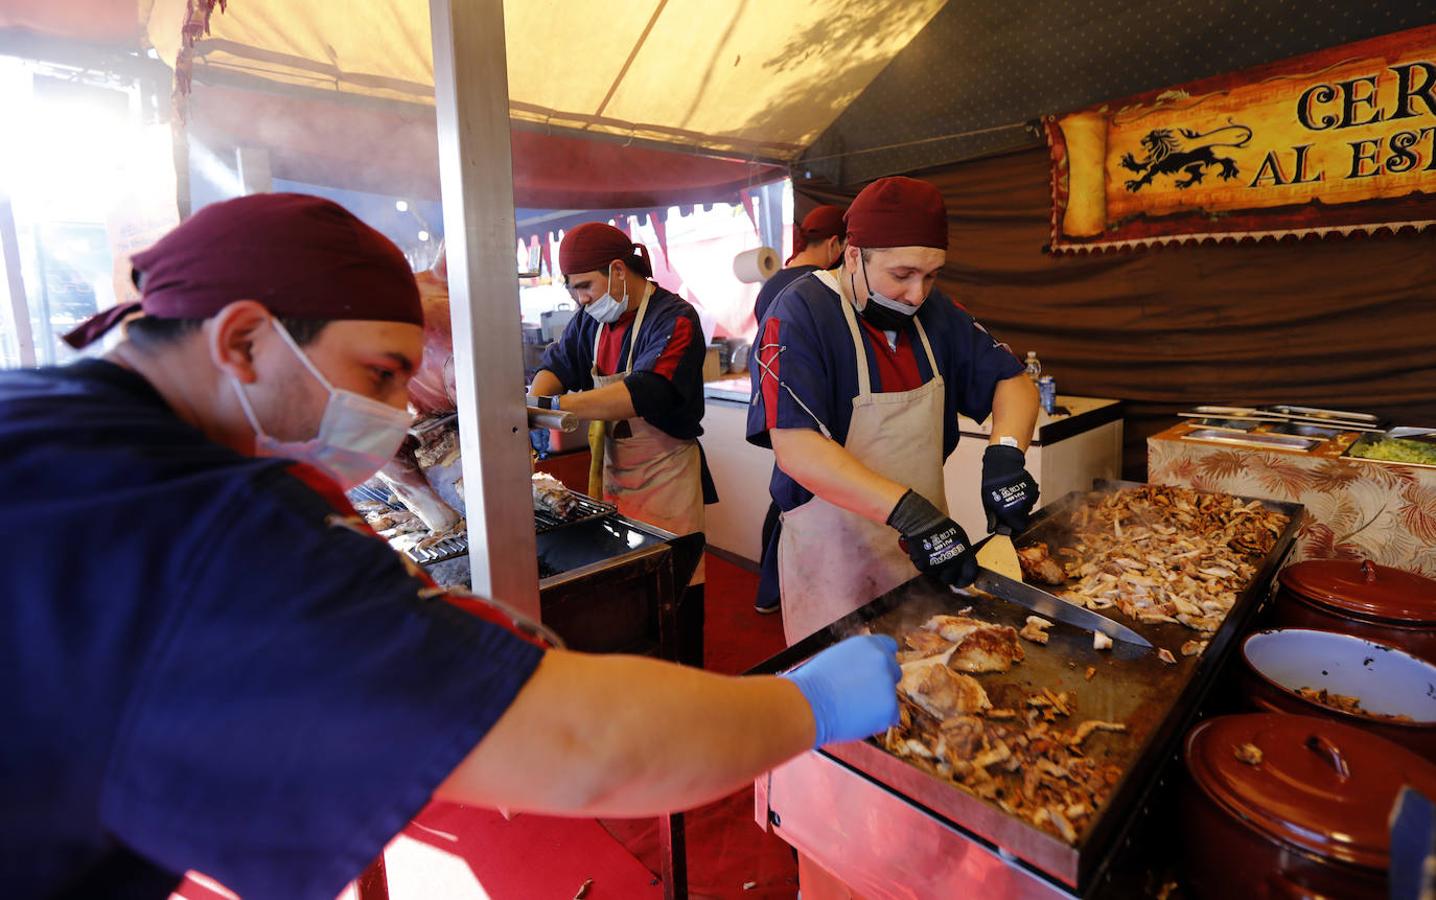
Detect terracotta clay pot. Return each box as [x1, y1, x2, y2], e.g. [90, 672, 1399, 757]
[1240, 628, 1436, 762]
[1182, 713, 1436, 900]
[1269, 559, 1436, 664]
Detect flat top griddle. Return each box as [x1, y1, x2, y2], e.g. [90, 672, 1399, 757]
[749, 482, 1304, 893]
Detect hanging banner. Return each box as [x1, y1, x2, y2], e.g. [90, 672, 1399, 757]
[1045, 25, 1436, 252]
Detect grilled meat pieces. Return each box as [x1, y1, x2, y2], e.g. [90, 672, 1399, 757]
[918, 614, 1024, 673]
[1017, 544, 1067, 586]
[531, 472, 577, 517]
[1020, 485, 1287, 636]
[899, 663, 992, 719]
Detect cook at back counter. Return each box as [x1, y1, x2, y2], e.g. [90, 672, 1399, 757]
[0, 193, 901, 900]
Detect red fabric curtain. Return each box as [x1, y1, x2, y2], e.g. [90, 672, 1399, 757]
[798, 148, 1436, 479]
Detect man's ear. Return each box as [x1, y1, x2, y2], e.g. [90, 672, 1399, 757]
[206, 300, 272, 384]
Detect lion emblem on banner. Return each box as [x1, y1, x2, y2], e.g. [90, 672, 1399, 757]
[1119, 123, 1253, 192]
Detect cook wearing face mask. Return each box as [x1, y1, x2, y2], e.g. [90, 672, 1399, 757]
[746, 176, 1041, 646]
[230, 317, 413, 491]
[529, 222, 715, 668]
[9, 195, 907, 900]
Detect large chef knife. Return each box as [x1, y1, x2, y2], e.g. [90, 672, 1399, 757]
[971, 565, 1153, 649]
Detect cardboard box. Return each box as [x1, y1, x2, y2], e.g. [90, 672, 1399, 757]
[703, 346, 723, 382]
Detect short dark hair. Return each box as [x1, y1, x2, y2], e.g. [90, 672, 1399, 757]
[125, 316, 330, 351]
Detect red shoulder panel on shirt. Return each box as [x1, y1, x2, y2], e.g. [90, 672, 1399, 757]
[652, 315, 695, 380]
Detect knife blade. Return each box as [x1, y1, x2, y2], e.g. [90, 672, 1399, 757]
[971, 566, 1153, 648]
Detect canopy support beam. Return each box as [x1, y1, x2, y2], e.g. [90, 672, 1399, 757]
[428, 0, 539, 615]
[0, 195, 36, 367]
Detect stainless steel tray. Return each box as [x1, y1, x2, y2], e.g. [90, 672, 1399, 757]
[1343, 433, 1436, 471]
[1180, 427, 1319, 452]
[1265, 404, 1382, 425]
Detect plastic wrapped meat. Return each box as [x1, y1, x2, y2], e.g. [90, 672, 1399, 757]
[407, 265, 459, 418]
[377, 451, 461, 533]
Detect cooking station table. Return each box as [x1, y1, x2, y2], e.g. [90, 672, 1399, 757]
[747, 483, 1304, 898]
[1149, 421, 1436, 578]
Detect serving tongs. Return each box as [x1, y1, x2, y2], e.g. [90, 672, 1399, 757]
[1387, 427, 1436, 446]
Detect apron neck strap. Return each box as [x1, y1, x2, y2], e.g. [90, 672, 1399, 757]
[819, 269, 939, 397]
[593, 282, 655, 376]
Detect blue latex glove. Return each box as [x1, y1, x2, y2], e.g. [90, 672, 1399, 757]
[780, 634, 902, 748]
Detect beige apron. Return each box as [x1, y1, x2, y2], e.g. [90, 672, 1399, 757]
[777, 271, 946, 644]
[591, 287, 706, 586]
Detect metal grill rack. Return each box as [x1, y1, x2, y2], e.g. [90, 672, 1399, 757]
[533, 492, 616, 534]
[407, 533, 471, 566]
[406, 489, 617, 566]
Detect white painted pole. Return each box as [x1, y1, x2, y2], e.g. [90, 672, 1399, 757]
[428, 0, 539, 615]
[0, 195, 36, 367]
[236, 146, 273, 195]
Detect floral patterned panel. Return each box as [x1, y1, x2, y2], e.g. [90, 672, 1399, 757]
[1148, 436, 1436, 578]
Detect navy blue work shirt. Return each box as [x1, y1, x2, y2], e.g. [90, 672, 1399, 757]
[753, 264, 818, 326]
[539, 285, 706, 441]
[0, 360, 543, 899]
[746, 272, 1025, 513]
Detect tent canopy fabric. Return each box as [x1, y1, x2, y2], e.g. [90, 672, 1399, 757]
[10, 1, 1436, 201]
[800, 0, 1436, 184]
[145, 0, 947, 162]
[186, 81, 784, 208]
[0, 0, 141, 46]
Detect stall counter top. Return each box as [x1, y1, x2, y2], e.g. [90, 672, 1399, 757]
[961, 395, 1122, 446]
[703, 374, 751, 405]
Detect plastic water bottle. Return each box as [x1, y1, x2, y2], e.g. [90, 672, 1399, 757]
[1024, 351, 1042, 383]
[1038, 376, 1057, 415]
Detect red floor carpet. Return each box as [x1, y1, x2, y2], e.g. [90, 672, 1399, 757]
[596, 553, 797, 899]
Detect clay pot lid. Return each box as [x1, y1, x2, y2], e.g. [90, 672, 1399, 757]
[1185, 713, 1436, 870]
[1279, 559, 1436, 624]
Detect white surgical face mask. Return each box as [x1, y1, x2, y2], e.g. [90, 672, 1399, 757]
[231, 319, 411, 490]
[583, 263, 630, 324]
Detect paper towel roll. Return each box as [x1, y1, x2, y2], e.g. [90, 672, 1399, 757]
[733, 246, 780, 283]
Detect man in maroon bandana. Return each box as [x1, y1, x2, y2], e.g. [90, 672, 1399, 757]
[1, 194, 900, 900]
[748, 177, 1041, 645]
[530, 221, 713, 666]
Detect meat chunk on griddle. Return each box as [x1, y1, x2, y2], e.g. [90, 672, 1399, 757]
[899, 663, 992, 719]
[1018, 543, 1068, 586]
[919, 614, 1024, 672]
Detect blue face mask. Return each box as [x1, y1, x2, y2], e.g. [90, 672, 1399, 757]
[584, 263, 630, 324]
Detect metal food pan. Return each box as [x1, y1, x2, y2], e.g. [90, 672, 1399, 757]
[1343, 433, 1436, 471]
[1180, 428, 1319, 452]
[1265, 405, 1382, 425]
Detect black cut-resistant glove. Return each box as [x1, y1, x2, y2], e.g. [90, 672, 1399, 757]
[888, 489, 978, 588]
[981, 444, 1039, 534]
